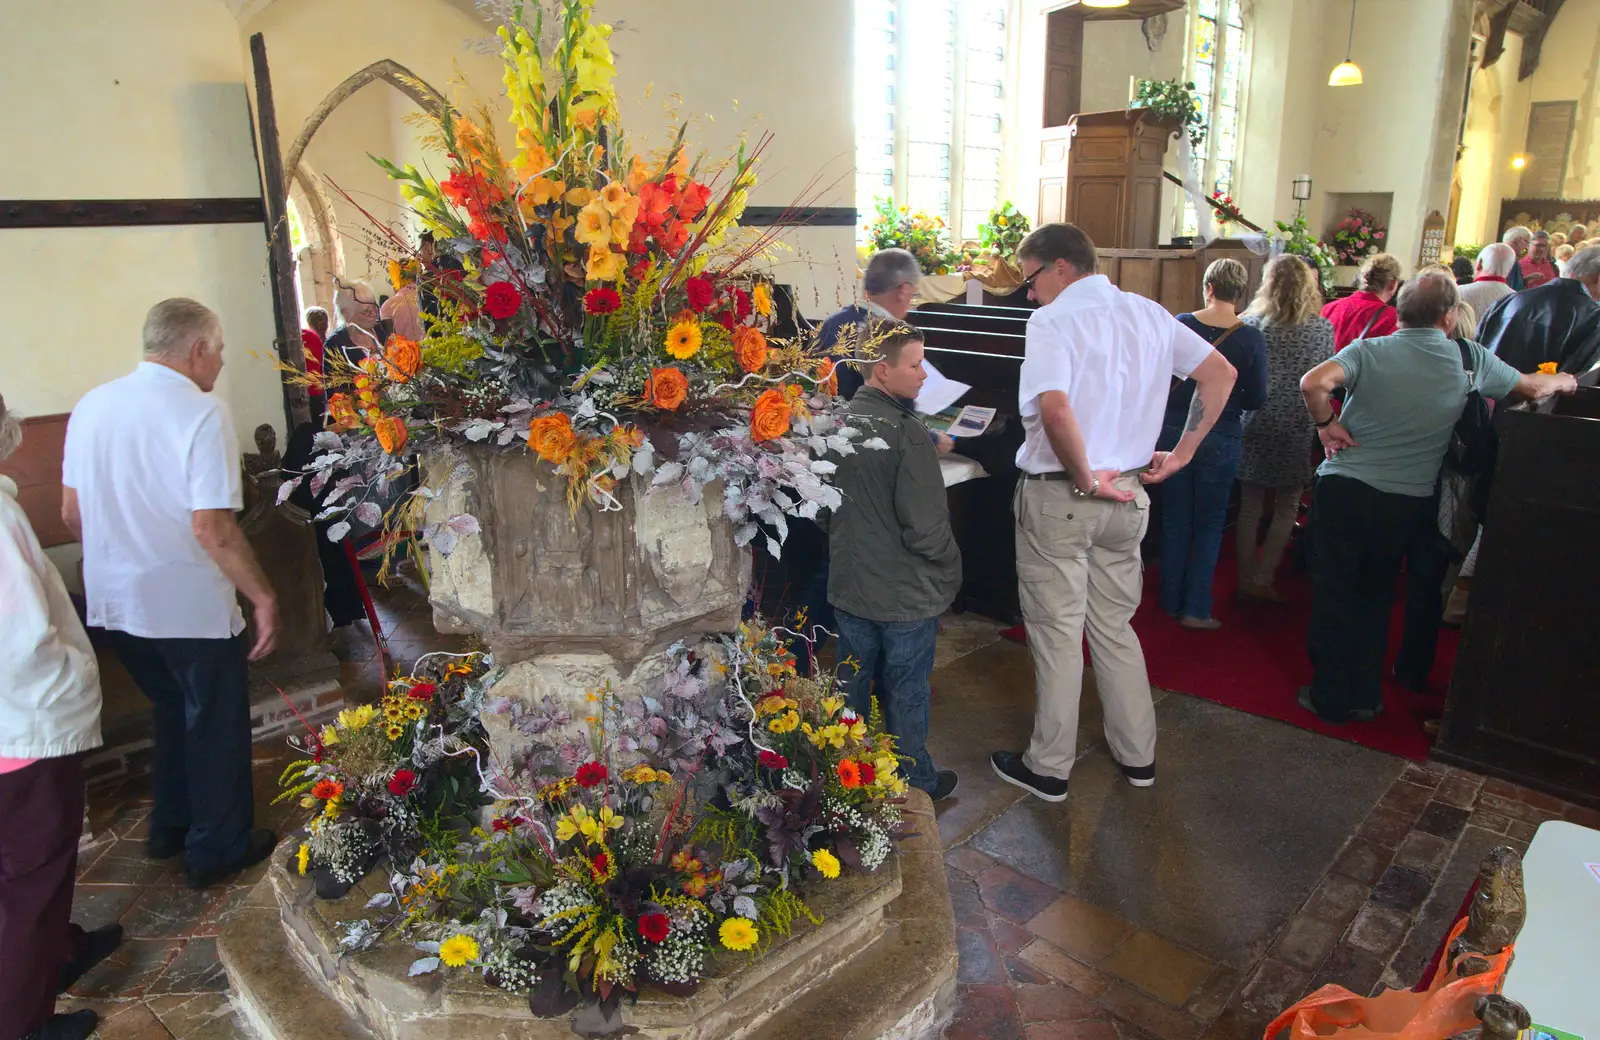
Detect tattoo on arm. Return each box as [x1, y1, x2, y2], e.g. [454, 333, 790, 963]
[1184, 389, 1206, 432]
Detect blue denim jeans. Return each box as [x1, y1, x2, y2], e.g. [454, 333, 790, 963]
[1156, 425, 1242, 620]
[832, 609, 940, 793]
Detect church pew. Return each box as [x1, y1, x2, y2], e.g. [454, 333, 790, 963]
[907, 310, 1031, 338]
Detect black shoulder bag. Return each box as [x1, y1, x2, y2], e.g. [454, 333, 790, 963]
[1442, 338, 1498, 522]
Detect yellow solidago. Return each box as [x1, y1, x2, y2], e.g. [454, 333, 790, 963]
[296, 843, 310, 876]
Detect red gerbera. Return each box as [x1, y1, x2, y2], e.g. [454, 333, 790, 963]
[859, 760, 876, 785]
[584, 287, 622, 315]
[684, 275, 714, 311]
[407, 683, 436, 701]
[484, 281, 523, 320]
[758, 750, 789, 770]
[574, 761, 609, 788]
[638, 911, 671, 944]
[387, 769, 417, 797]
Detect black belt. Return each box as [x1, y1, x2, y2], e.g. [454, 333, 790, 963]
[1020, 471, 1074, 481]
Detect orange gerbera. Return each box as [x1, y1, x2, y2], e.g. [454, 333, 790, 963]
[645, 367, 689, 411]
[374, 415, 409, 455]
[326, 393, 361, 431]
[310, 779, 344, 801]
[384, 335, 421, 383]
[750, 388, 792, 443]
[836, 759, 863, 789]
[527, 411, 579, 464]
[733, 325, 768, 373]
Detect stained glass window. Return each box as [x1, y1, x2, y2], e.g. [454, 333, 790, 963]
[1180, 0, 1249, 237]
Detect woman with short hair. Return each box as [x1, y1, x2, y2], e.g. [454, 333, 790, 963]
[1321, 252, 1401, 349]
[1236, 255, 1337, 601]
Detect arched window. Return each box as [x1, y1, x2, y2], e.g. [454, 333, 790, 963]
[1180, 0, 1249, 236]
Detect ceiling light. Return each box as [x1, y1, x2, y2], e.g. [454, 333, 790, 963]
[1081, 0, 1132, 8]
[1511, 155, 1528, 170]
[1329, 1, 1363, 86]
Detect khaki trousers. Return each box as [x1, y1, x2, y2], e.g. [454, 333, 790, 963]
[1014, 475, 1156, 781]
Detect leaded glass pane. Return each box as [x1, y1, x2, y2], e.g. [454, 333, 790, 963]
[1194, 15, 1216, 62]
[904, 0, 956, 225]
[855, 0, 899, 236]
[1198, 0, 1219, 16]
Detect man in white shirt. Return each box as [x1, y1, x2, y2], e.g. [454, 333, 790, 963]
[990, 224, 1237, 802]
[62, 298, 279, 889]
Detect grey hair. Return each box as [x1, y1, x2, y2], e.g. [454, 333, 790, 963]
[1501, 225, 1531, 246]
[1396, 270, 1460, 327]
[1567, 245, 1600, 282]
[1476, 242, 1516, 277]
[142, 298, 221, 358]
[862, 248, 922, 296]
[0, 394, 21, 463]
[334, 282, 378, 322]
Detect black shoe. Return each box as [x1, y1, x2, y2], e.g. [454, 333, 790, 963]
[185, 829, 278, 890]
[928, 769, 959, 802]
[1391, 665, 1427, 694]
[1298, 686, 1383, 724]
[1117, 760, 1156, 788]
[23, 1010, 98, 1040]
[146, 825, 187, 861]
[58, 924, 123, 994]
[990, 751, 1069, 803]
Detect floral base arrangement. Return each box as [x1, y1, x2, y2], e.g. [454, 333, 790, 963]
[1331, 207, 1387, 266]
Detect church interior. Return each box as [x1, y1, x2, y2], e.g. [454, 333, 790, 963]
[3, 1, 1599, 1039]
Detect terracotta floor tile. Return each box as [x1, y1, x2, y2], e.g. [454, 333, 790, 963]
[978, 862, 1064, 925]
[1098, 931, 1214, 1008]
[945, 843, 998, 878]
[1028, 1021, 1121, 1040]
[1183, 964, 1245, 1023]
[1019, 939, 1114, 999]
[145, 993, 248, 1040]
[1268, 914, 1344, 971]
[70, 938, 182, 999]
[1026, 896, 1135, 964]
[1095, 982, 1206, 1040]
[1430, 774, 1483, 810]
[1233, 959, 1311, 1022]
[1017, 982, 1111, 1022]
[946, 983, 1025, 1040]
[84, 1000, 174, 1039]
[1008, 953, 1054, 985]
[1377, 782, 1433, 816]
[1331, 839, 1392, 886]
[1345, 905, 1410, 959]
[1301, 874, 1371, 925]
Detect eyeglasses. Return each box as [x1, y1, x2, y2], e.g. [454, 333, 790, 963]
[1020, 266, 1044, 292]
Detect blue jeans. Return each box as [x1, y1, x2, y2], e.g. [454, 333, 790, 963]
[832, 609, 940, 793]
[1157, 425, 1241, 620]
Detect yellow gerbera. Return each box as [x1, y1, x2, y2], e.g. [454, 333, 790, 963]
[664, 320, 703, 360]
[811, 848, 841, 879]
[719, 917, 759, 951]
[439, 934, 480, 967]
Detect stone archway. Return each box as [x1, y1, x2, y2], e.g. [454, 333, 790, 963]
[289, 158, 343, 312]
[282, 59, 449, 191]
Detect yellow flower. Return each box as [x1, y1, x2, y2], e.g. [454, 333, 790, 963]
[808, 723, 848, 750]
[555, 816, 580, 842]
[319, 724, 340, 747]
[296, 843, 310, 876]
[719, 917, 759, 951]
[811, 848, 841, 879]
[767, 709, 801, 734]
[337, 705, 376, 731]
[574, 199, 612, 248]
[404, 702, 426, 720]
[874, 754, 899, 779]
[664, 320, 703, 360]
[995, 215, 1009, 227]
[755, 696, 795, 717]
[439, 934, 480, 967]
[623, 763, 667, 785]
[595, 805, 625, 834]
[1537, 361, 1559, 374]
[565, 186, 597, 208]
[384, 724, 405, 741]
[820, 695, 844, 717]
[585, 246, 625, 283]
[323, 796, 341, 819]
[752, 282, 773, 318]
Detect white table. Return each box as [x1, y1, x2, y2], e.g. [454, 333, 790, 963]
[1502, 820, 1600, 1038]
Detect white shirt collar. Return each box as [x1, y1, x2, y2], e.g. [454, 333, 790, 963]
[1041, 274, 1114, 314]
[0, 475, 16, 499]
[135, 360, 199, 388]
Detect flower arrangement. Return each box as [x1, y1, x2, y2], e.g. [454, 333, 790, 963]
[281, 0, 872, 556]
[1273, 215, 1339, 295]
[1451, 243, 1483, 263]
[1209, 190, 1244, 227]
[975, 201, 1029, 262]
[1331, 207, 1387, 265]
[863, 197, 960, 275]
[293, 619, 908, 1024]
[1130, 79, 1207, 148]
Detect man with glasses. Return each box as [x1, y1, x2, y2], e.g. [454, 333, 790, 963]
[990, 223, 1237, 803]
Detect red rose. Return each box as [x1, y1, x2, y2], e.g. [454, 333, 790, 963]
[575, 761, 609, 788]
[758, 750, 789, 770]
[584, 287, 621, 315]
[638, 911, 671, 944]
[685, 275, 714, 311]
[407, 683, 436, 701]
[858, 760, 876, 785]
[484, 281, 523, 320]
[733, 287, 752, 320]
[387, 769, 417, 797]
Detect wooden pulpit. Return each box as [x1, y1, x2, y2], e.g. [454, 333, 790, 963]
[1062, 109, 1180, 249]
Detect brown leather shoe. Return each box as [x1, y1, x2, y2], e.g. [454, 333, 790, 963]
[1179, 616, 1223, 630]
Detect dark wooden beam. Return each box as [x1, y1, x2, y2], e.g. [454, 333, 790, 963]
[1518, 0, 1564, 79]
[738, 206, 858, 227]
[0, 198, 265, 229]
[249, 32, 310, 432]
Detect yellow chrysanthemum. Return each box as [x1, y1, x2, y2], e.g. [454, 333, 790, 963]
[296, 843, 310, 876]
[719, 917, 759, 951]
[664, 320, 703, 360]
[767, 709, 800, 734]
[439, 934, 480, 967]
[811, 848, 841, 879]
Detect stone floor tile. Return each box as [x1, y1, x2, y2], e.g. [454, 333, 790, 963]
[1391, 831, 1453, 876]
[1026, 895, 1135, 964]
[1346, 905, 1410, 959]
[1307, 943, 1388, 997]
[978, 863, 1064, 925]
[1111, 1018, 1161, 1040]
[1233, 959, 1310, 1023]
[1378, 782, 1434, 817]
[1398, 762, 1445, 788]
[1505, 819, 1539, 843]
[122, 887, 221, 941]
[1515, 787, 1572, 815]
[1413, 804, 1471, 841]
[1467, 809, 1510, 834]
[1355, 806, 1418, 849]
[1016, 982, 1108, 1022]
[1197, 1007, 1269, 1040]
[145, 993, 248, 1040]
[78, 843, 176, 887]
[1019, 939, 1114, 998]
[144, 939, 227, 996]
[1183, 965, 1245, 1024]
[994, 916, 1037, 955]
[946, 983, 1026, 1040]
[87, 1001, 176, 1040]
[1098, 931, 1214, 1008]
[1268, 914, 1344, 971]
[945, 844, 998, 878]
[1007, 953, 1054, 985]
[1430, 773, 1484, 809]
[1028, 1021, 1121, 1040]
[1095, 982, 1206, 1040]
[1368, 865, 1436, 913]
[71, 884, 143, 932]
[1331, 839, 1393, 886]
[1301, 874, 1370, 924]
[957, 926, 1007, 984]
[948, 871, 990, 930]
[70, 938, 181, 998]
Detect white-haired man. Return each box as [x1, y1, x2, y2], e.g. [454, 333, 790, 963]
[1501, 226, 1531, 291]
[62, 299, 279, 890]
[1458, 243, 1518, 321]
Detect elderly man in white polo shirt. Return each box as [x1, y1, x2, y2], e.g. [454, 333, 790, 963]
[990, 224, 1237, 802]
[62, 298, 279, 889]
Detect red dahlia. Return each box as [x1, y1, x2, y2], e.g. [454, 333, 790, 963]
[584, 287, 621, 314]
[638, 911, 671, 944]
[484, 280, 523, 320]
[574, 761, 609, 787]
[859, 760, 876, 785]
[732, 287, 752, 320]
[407, 682, 436, 700]
[758, 750, 789, 770]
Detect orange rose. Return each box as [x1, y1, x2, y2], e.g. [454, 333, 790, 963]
[733, 325, 768, 374]
[374, 415, 409, 455]
[385, 335, 421, 383]
[326, 393, 360, 430]
[527, 411, 578, 464]
[750, 388, 791, 443]
[646, 367, 689, 411]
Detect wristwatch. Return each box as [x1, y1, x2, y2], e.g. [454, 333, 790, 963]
[1071, 475, 1100, 498]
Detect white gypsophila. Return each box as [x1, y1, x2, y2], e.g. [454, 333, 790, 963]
[481, 945, 541, 994]
[859, 824, 892, 872]
[647, 902, 710, 985]
[779, 768, 808, 791]
[309, 822, 379, 883]
[534, 879, 596, 939]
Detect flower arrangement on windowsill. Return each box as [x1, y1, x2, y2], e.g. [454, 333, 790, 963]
[1129, 78, 1207, 149]
[1331, 207, 1387, 265]
[281, 0, 874, 559]
[976, 201, 1029, 263]
[863, 197, 960, 275]
[285, 621, 910, 1027]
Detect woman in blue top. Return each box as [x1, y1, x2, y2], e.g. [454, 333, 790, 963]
[1156, 258, 1269, 628]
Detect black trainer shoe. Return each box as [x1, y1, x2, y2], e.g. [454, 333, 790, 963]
[58, 924, 123, 994]
[146, 825, 187, 861]
[23, 1010, 99, 1040]
[185, 829, 278, 890]
[990, 751, 1069, 802]
[1117, 760, 1156, 788]
[928, 769, 959, 802]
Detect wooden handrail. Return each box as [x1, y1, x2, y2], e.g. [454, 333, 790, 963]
[1161, 171, 1264, 233]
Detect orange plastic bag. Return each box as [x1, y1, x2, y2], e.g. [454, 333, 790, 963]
[1263, 918, 1513, 1040]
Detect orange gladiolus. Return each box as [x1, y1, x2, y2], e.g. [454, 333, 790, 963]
[750, 388, 792, 443]
[733, 326, 768, 373]
[645, 367, 689, 411]
[527, 411, 579, 464]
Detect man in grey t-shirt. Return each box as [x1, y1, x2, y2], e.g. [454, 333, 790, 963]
[1296, 271, 1575, 723]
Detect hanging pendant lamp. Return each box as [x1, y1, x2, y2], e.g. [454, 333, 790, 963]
[1329, 0, 1364, 86]
[1082, 0, 1131, 7]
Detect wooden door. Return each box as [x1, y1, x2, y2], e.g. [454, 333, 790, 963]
[1037, 128, 1072, 225]
[1044, 9, 1083, 128]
